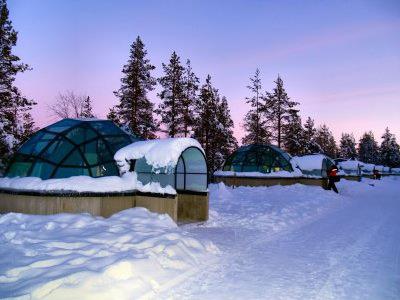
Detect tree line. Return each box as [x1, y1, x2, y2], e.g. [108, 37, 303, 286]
[0, 0, 36, 172]
[107, 37, 237, 174]
[1, 0, 399, 176]
[241, 68, 400, 168]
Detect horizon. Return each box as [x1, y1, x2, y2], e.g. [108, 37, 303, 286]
[8, 0, 400, 144]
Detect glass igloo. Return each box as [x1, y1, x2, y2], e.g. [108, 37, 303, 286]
[5, 119, 139, 179]
[222, 144, 293, 173]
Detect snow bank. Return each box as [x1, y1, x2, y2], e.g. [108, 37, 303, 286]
[291, 154, 326, 171]
[0, 208, 218, 299]
[214, 168, 302, 178]
[0, 172, 176, 195]
[114, 138, 203, 174]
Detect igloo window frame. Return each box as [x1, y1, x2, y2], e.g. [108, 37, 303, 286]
[5, 119, 138, 179]
[222, 144, 293, 174]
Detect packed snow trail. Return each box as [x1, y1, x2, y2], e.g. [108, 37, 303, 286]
[164, 178, 400, 299]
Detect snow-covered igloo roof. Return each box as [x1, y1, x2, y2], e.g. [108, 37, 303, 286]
[292, 154, 334, 171]
[391, 168, 400, 174]
[361, 163, 375, 172]
[338, 160, 364, 171]
[114, 138, 208, 192]
[114, 138, 204, 173]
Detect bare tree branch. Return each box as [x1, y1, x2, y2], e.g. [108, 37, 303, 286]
[47, 91, 88, 119]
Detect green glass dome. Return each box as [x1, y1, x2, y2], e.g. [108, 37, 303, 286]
[222, 144, 293, 173]
[5, 119, 139, 179]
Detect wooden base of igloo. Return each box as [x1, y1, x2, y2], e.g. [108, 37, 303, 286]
[0, 189, 208, 223]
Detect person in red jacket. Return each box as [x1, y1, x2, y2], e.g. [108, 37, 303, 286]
[327, 165, 339, 193]
[373, 169, 381, 180]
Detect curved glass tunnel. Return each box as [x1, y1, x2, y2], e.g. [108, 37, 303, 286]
[132, 146, 208, 193]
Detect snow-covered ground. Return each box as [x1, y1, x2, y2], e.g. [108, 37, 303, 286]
[0, 209, 217, 299]
[164, 177, 400, 299]
[1, 177, 399, 299]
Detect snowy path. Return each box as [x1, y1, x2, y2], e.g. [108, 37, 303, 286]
[164, 178, 400, 300]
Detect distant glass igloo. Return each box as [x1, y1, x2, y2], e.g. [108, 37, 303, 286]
[222, 144, 293, 173]
[5, 119, 139, 179]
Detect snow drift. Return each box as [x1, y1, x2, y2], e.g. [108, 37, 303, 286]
[0, 208, 218, 299]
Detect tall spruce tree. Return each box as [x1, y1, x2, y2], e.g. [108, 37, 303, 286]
[358, 131, 379, 164]
[282, 109, 305, 156]
[111, 36, 158, 139]
[157, 51, 185, 137]
[0, 0, 36, 172]
[217, 96, 238, 160]
[181, 59, 198, 137]
[193, 75, 219, 173]
[303, 117, 321, 154]
[264, 75, 299, 148]
[81, 96, 95, 118]
[242, 69, 270, 145]
[379, 128, 400, 167]
[339, 133, 357, 159]
[314, 124, 337, 158]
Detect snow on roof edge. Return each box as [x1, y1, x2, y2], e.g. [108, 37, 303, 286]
[338, 160, 364, 170]
[291, 154, 327, 171]
[0, 173, 177, 195]
[214, 169, 303, 178]
[114, 138, 204, 173]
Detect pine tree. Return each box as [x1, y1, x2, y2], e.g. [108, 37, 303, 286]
[181, 59, 199, 137]
[193, 75, 233, 174]
[314, 124, 337, 158]
[107, 107, 121, 126]
[19, 112, 36, 143]
[379, 128, 400, 167]
[282, 109, 304, 156]
[358, 131, 379, 164]
[111, 36, 158, 139]
[80, 96, 95, 118]
[157, 51, 185, 137]
[193, 75, 218, 173]
[339, 133, 357, 159]
[0, 0, 36, 172]
[217, 96, 238, 160]
[303, 117, 321, 154]
[242, 69, 270, 145]
[264, 75, 299, 148]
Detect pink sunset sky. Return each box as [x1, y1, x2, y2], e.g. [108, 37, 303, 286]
[8, 0, 400, 144]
